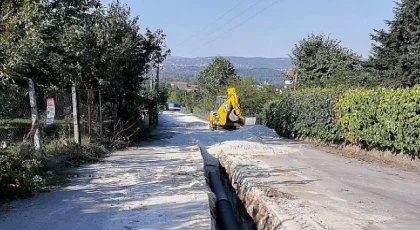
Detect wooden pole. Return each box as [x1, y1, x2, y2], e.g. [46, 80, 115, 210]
[72, 85, 81, 144]
[98, 90, 103, 138]
[87, 90, 92, 141]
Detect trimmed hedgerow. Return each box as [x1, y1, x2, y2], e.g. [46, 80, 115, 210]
[264, 86, 420, 157]
[336, 86, 420, 153]
[263, 87, 345, 142]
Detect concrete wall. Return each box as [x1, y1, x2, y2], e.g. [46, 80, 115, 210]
[244, 117, 261, 125]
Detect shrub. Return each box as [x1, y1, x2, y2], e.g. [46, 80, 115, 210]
[336, 86, 420, 154]
[46, 140, 109, 163]
[193, 107, 209, 121]
[263, 88, 345, 142]
[0, 143, 45, 199]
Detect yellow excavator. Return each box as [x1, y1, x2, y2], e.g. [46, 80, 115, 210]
[209, 87, 245, 131]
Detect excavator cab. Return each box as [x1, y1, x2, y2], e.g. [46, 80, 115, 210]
[214, 96, 227, 111]
[209, 87, 245, 131]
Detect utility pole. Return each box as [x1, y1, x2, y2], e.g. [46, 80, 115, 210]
[98, 90, 103, 138]
[155, 64, 160, 126]
[156, 65, 160, 93]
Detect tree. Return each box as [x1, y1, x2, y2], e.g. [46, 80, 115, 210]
[232, 76, 276, 116]
[0, 0, 170, 122]
[368, 0, 420, 87]
[196, 56, 239, 96]
[167, 89, 184, 104]
[0, 0, 47, 85]
[290, 33, 361, 88]
[195, 56, 239, 110]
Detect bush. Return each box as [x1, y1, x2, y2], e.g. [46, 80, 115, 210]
[0, 139, 110, 199]
[264, 88, 345, 142]
[193, 107, 209, 121]
[336, 86, 420, 154]
[49, 142, 110, 163]
[0, 143, 45, 199]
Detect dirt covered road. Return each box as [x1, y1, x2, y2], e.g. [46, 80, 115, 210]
[0, 113, 212, 230]
[1, 112, 420, 230]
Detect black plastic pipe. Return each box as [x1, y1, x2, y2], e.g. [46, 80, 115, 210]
[208, 171, 240, 230]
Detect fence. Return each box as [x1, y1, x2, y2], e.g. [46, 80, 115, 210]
[0, 84, 105, 154]
[78, 89, 104, 142]
[37, 88, 75, 153]
[0, 85, 32, 152]
[0, 81, 159, 154]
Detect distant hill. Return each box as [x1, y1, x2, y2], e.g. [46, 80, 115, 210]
[161, 56, 293, 85]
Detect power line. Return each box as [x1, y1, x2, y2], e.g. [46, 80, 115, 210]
[172, 0, 246, 49]
[184, 0, 284, 56]
[183, 0, 268, 50]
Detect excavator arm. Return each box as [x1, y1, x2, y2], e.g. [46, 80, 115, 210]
[226, 91, 244, 125]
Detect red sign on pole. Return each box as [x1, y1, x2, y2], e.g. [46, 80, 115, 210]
[46, 98, 55, 125]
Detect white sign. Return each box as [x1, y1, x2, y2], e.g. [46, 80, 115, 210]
[46, 98, 55, 126]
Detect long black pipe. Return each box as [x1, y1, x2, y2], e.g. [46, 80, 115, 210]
[208, 171, 240, 230]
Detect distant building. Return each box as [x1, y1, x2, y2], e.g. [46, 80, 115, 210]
[170, 82, 188, 90]
[171, 82, 198, 92]
[252, 84, 264, 89]
[287, 69, 295, 78]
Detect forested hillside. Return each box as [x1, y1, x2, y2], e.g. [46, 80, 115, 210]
[161, 56, 292, 84]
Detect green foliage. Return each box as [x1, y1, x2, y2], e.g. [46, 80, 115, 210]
[0, 0, 170, 199]
[0, 143, 45, 199]
[336, 87, 420, 153]
[265, 86, 420, 157]
[192, 107, 208, 121]
[232, 76, 277, 116]
[0, 0, 170, 121]
[196, 56, 239, 98]
[263, 87, 345, 142]
[167, 88, 185, 104]
[290, 33, 361, 88]
[48, 142, 109, 162]
[368, 0, 420, 87]
[190, 57, 278, 114]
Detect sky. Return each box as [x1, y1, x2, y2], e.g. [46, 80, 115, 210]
[100, 0, 397, 58]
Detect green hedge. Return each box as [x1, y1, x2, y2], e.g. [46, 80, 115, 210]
[336, 87, 420, 152]
[264, 86, 420, 155]
[263, 88, 344, 142]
